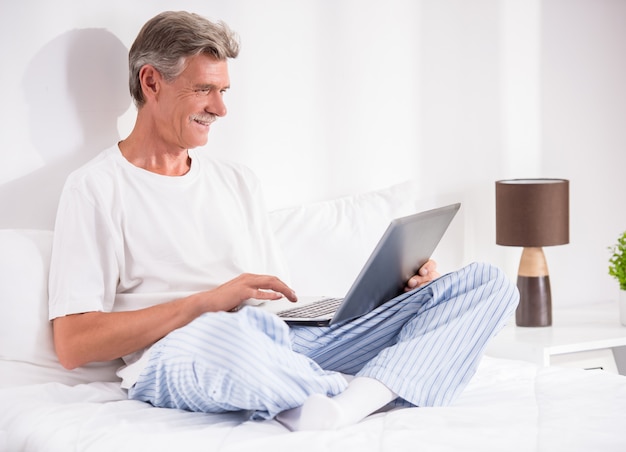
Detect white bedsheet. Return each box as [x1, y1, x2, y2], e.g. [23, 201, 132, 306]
[2, 357, 625, 452]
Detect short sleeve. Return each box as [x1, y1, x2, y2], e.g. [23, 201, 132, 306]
[48, 180, 119, 320]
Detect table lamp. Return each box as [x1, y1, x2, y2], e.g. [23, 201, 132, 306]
[495, 179, 569, 327]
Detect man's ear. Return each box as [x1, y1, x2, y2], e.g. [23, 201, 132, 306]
[139, 65, 162, 103]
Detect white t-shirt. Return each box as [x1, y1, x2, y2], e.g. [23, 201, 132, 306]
[48, 145, 289, 388]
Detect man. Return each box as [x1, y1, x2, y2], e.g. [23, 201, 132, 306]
[49, 11, 518, 431]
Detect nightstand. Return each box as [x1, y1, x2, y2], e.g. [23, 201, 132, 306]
[486, 301, 626, 375]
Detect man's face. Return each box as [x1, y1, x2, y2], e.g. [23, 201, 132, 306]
[155, 53, 230, 150]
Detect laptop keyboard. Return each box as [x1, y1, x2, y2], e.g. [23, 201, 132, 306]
[277, 297, 343, 319]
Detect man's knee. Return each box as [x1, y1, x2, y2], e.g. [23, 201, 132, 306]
[466, 262, 519, 314]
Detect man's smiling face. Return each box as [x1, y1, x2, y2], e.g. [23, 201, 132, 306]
[155, 53, 230, 150]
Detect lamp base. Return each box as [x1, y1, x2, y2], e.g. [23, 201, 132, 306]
[516, 247, 552, 327]
[516, 275, 552, 327]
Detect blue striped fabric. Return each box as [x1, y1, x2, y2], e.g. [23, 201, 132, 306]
[129, 262, 518, 419]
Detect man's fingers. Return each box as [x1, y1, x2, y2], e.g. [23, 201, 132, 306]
[405, 261, 441, 292]
[245, 274, 298, 302]
[407, 275, 419, 288]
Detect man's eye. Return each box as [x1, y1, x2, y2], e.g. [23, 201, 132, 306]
[195, 88, 211, 95]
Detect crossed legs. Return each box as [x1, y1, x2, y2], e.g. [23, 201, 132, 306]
[129, 263, 518, 430]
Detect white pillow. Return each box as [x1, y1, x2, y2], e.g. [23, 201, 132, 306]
[269, 181, 423, 296]
[0, 229, 122, 387]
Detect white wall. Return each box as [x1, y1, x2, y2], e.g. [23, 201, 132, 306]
[1, 0, 625, 307]
[541, 0, 626, 306]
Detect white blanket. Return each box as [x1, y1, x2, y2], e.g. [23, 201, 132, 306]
[2, 357, 625, 452]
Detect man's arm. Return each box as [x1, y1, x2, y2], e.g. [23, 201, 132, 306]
[53, 273, 297, 369]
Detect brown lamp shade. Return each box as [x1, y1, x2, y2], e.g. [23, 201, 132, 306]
[495, 179, 569, 247]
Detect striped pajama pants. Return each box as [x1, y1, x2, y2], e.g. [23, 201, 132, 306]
[128, 262, 519, 419]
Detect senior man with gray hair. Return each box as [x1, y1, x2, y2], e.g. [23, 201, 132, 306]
[48, 11, 518, 431]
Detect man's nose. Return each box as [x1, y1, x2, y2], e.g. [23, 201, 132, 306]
[208, 92, 227, 117]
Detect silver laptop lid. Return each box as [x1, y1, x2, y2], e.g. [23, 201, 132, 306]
[330, 203, 460, 325]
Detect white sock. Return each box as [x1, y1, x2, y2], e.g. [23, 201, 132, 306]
[276, 377, 397, 431]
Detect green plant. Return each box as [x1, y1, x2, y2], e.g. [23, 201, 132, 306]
[609, 231, 626, 291]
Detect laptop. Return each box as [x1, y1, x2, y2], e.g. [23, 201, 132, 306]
[258, 203, 460, 326]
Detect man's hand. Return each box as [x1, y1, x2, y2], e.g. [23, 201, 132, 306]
[207, 273, 298, 312]
[404, 259, 440, 292]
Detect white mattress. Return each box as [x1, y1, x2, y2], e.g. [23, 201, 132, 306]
[2, 357, 625, 452]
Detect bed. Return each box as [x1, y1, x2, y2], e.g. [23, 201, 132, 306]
[2, 182, 626, 452]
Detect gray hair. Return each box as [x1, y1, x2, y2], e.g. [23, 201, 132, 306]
[128, 11, 240, 108]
